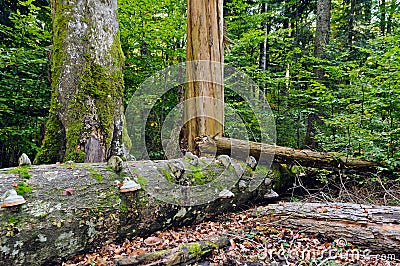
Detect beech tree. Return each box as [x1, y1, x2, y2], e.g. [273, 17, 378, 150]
[35, 0, 127, 163]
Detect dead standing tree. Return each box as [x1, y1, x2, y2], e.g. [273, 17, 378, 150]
[184, 0, 225, 153]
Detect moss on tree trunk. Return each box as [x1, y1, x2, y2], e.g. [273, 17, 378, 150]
[35, 0, 126, 164]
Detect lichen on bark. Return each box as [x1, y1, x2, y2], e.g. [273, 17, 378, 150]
[36, 0, 126, 164]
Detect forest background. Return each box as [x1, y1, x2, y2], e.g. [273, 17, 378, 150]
[0, 0, 399, 176]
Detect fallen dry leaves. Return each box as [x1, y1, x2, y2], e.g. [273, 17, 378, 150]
[63, 204, 400, 266]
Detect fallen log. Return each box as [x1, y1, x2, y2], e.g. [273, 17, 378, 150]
[199, 136, 378, 171]
[254, 202, 400, 255]
[0, 156, 278, 266]
[115, 236, 230, 266]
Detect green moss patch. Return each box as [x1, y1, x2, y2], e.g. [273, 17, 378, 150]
[15, 182, 33, 196]
[7, 165, 31, 179]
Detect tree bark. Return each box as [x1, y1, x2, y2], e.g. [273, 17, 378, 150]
[198, 136, 378, 170]
[0, 157, 277, 265]
[379, 0, 386, 35]
[35, 0, 126, 164]
[185, 0, 225, 153]
[314, 0, 330, 59]
[254, 202, 400, 255]
[259, 2, 268, 72]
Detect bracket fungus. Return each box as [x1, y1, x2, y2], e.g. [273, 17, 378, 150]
[264, 189, 279, 199]
[246, 156, 257, 169]
[217, 155, 231, 167]
[219, 189, 235, 199]
[119, 178, 141, 193]
[18, 153, 31, 166]
[1, 189, 26, 208]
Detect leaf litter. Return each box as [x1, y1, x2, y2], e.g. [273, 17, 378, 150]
[63, 204, 399, 266]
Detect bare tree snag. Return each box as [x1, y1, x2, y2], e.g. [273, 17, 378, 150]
[254, 202, 400, 255]
[199, 136, 378, 170]
[185, 0, 225, 153]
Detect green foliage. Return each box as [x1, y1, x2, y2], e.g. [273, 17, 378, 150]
[0, 0, 51, 167]
[118, 0, 186, 103]
[224, 0, 400, 172]
[1, 0, 400, 177]
[118, 0, 186, 159]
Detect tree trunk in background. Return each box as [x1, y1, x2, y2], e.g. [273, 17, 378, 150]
[35, 0, 126, 164]
[307, 0, 330, 148]
[347, 0, 355, 50]
[185, 0, 224, 154]
[363, 0, 372, 23]
[386, 0, 396, 34]
[314, 0, 330, 75]
[379, 0, 386, 35]
[259, 2, 268, 72]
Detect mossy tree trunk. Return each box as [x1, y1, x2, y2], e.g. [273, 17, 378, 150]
[35, 0, 126, 164]
[184, 0, 225, 153]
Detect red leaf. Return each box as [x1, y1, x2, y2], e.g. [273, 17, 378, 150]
[63, 188, 75, 195]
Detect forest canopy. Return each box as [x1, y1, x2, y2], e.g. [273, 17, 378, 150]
[0, 0, 399, 173]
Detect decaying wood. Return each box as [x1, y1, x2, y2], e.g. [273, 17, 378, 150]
[199, 136, 378, 171]
[0, 158, 274, 266]
[115, 236, 229, 266]
[185, 0, 225, 152]
[254, 202, 400, 255]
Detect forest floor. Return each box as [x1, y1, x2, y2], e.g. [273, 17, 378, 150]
[63, 175, 400, 266]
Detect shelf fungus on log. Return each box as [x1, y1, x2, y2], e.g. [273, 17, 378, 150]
[119, 178, 141, 193]
[1, 189, 26, 208]
[0, 157, 288, 265]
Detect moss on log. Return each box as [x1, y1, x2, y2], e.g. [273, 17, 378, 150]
[0, 158, 277, 265]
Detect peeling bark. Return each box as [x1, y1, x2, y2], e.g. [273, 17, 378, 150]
[185, 0, 225, 153]
[254, 202, 400, 255]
